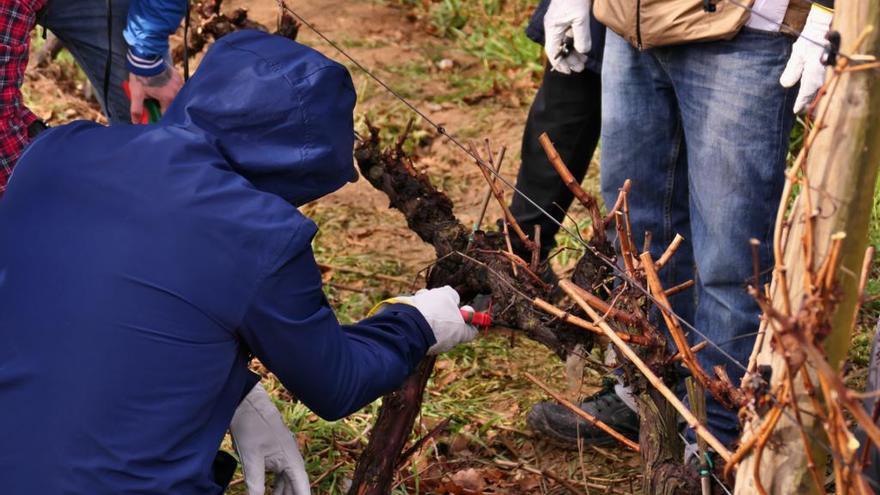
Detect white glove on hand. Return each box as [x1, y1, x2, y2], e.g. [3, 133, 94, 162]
[543, 0, 592, 74]
[399, 286, 478, 355]
[230, 383, 311, 495]
[779, 6, 833, 113]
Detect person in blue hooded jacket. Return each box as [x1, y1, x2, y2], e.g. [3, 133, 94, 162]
[0, 30, 477, 494]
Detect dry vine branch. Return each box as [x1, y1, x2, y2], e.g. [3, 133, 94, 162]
[559, 279, 733, 462]
[539, 132, 605, 244]
[350, 123, 746, 495]
[346, 125, 600, 495]
[468, 143, 536, 254]
[171, 0, 300, 63]
[642, 250, 744, 409]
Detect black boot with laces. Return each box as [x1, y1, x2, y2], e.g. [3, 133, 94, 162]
[526, 382, 640, 448]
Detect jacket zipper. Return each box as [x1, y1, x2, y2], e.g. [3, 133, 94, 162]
[635, 0, 643, 49]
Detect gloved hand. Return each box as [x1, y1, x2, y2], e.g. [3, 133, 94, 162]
[398, 286, 478, 355]
[543, 0, 592, 74]
[780, 5, 833, 113]
[230, 383, 311, 495]
[127, 64, 184, 123]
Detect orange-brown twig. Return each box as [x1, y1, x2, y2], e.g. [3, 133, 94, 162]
[641, 251, 742, 408]
[785, 364, 827, 495]
[655, 234, 684, 270]
[501, 221, 519, 277]
[615, 212, 636, 276]
[564, 281, 651, 332]
[532, 298, 653, 347]
[603, 180, 632, 227]
[473, 144, 507, 232]
[669, 341, 708, 363]
[487, 250, 547, 290]
[753, 402, 785, 495]
[852, 246, 876, 330]
[539, 133, 605, 244]
[799, 339, 880, 453]
[724, 376, 790, 480]
[664, 279, 695, 297]
[470, 143, 535, 253]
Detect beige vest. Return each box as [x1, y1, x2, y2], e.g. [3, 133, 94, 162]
[593, 0, 810, 50]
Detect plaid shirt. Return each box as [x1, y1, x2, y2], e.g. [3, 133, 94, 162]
[1, 0, 46, 195]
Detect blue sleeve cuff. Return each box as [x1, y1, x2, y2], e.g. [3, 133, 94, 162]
[126, 48, 166, 77]
[373, 303, 437, 351]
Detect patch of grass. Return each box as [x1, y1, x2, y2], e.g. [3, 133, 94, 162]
[385, 0, 542, 102]
[428, 0, 470, 37]
[228, 333, 579, 494]
[868, 174, 880, 253]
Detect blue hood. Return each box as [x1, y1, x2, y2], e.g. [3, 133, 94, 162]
[162, 30, 358, 205]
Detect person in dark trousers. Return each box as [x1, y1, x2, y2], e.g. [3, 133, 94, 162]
[0, 30, 477, 494]
[508, 0, 605, 261]
[509, 0, 639, 449]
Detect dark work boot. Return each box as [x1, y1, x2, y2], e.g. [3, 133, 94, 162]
[526, 385, 639, 448]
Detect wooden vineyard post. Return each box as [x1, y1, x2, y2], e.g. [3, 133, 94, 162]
[734, 2, 880, 493]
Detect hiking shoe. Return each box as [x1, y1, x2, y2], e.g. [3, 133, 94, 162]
[526, 386, 640, 448]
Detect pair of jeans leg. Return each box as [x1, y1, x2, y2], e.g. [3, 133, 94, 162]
[509, 64, 602, 260]
[40, 0, 132, 124]
[600, 28, 797, 446]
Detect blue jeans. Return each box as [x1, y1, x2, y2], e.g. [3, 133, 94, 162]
[600, 28, 797, 446]
[40, 0, 132, 124]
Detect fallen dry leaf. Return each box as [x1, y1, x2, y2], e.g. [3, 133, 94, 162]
[450, 468, 486, 492]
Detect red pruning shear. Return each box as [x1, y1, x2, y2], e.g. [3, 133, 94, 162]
[460, 302, 493, 335]
[460, 309, 491, 329]
[121, 81, 162, 124]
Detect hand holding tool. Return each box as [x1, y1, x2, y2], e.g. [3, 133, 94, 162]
[779, 4, 834, 113]
[460, 308, 492, 330]
[122, 80, 162, 124]
[543, 0, 591, 74]
[370, 287, 479, 355]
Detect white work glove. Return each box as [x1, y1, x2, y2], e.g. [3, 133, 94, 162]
[779, 5, 833, 113]
[543, 0, 592, 74]
[230, 383, 311, 495]
[398, 286, 478, 355]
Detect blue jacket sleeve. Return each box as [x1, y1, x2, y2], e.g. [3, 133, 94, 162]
[123, 0, 187, 76]
[238, 238, 436, 421]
